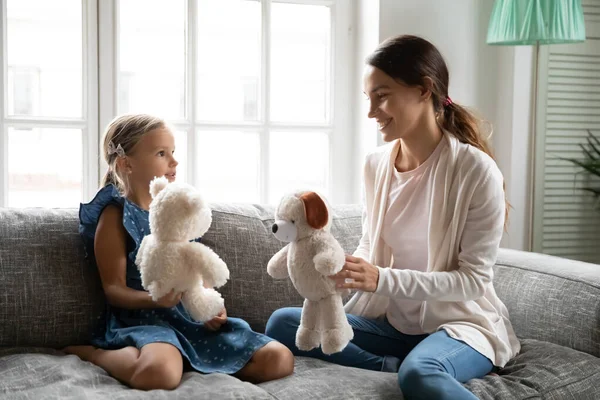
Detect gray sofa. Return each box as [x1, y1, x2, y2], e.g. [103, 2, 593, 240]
[1, 203, 599, 400]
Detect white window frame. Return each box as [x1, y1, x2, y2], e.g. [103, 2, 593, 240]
[98, 0, 354, 204]
[0, 0, 99, 207]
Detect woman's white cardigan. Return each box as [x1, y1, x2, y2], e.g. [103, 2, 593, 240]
[344, 132, 521, 367]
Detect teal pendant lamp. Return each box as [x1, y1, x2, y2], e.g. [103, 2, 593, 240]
[487, 0, 586, 45]
[486, 0, 586, 251]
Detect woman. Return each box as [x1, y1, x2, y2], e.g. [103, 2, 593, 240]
[266, 35, 520, 400]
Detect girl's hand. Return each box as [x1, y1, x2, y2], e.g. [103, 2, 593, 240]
[155, 289, 182, 308]
[204, 308, 227, 331]
[330, 255, 380, 293]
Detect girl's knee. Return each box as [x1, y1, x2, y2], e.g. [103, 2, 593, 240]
[265, 307, 301, 340]
[256, 342, 295, 381]
[130, 345, 183, 391]
[131, 361, 182, 390]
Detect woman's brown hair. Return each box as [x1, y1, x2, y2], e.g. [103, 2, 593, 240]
[366, 35, 509, 226]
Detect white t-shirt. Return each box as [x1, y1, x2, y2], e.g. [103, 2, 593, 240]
[381, 138, 446, 335]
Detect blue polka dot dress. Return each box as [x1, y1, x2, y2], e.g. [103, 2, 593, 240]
[78, 184, 273, 374]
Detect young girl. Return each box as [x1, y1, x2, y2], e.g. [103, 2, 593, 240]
[64, 114, 294, 390]
[266, 35, 520, 400]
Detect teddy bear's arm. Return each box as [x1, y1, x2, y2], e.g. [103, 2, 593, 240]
[267, 244, 290, 279]
[182, 244, 230, 288]
[135, 237, 147, 271]
[313, 235, 345, 276]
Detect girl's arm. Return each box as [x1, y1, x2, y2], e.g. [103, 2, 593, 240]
[94, 205, 179, 309]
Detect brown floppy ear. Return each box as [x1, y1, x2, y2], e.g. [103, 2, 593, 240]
[300, 192, 328, 230]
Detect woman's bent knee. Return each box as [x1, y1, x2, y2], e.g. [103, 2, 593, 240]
[265, 307, 301, 340]
[398, 364, 424, 392]
[398, 357, 444, 398]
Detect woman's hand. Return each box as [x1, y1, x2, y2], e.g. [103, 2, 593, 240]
[330, 255, 380, 293]
[154, 289, 183, 308]
[204, 308, 228, 331]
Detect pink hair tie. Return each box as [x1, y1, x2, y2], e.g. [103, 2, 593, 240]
[443, 96, 453, 107]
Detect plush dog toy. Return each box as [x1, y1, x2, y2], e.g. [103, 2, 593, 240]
[135, 176, 229, 322]
[267, 191, 353, 354]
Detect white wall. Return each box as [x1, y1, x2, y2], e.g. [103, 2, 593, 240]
[352, 0, 534, 250]
[495, 47, 535, 251]
[351, 0, 380, 202]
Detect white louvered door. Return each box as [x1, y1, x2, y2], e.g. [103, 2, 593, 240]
[532, 0, 600, 263]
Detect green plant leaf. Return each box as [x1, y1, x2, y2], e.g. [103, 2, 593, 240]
[587, 135, 600, 158]
[559, 157, 600, 177]
[582, 187, 600, 197]
[589, 130, 600, 147]
[579, 143, 596, 161]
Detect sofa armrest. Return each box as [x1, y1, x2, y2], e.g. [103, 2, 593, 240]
[493, 248, 600, 357]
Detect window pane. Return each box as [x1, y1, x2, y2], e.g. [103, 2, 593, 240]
[7, 0, 82, 118]
[174, 131, 187, 184]
[119, 0, 186, 119]
[197, 0, 261, 122]
[271, 3, 330, 123]
[8, 128, 82, 208]
[196, 131, 260, 203]
[269, 131, 329, 204]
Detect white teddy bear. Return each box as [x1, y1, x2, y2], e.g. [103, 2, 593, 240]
[135, 176, 230, 322]
[267, 191, 354, 355]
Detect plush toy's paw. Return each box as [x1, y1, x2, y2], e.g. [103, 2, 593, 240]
[195, 244, 229, 287]
[209, 257, 230, 288]
[267, 257, 288, 280]
[266, 259, 278, 278]
[320, 323, 354, 355]
[146, 281, 166, 302]
[149, 176, 169, 198]
[314, 252, 343, 276]
[182, 287, 224, 322]
[295, 326, 321, 352]
[200, 253, 230, 288]
[337, 287, 352, 298]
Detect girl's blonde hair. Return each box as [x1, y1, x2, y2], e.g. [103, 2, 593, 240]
[101, 114, 166, 193]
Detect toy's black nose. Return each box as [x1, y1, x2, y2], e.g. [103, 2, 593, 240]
[272, 224, 278, 233]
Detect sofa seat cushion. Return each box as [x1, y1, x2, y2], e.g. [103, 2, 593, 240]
[2, 339, 599, 399]
[467, 339, 600, 400]
[0, 347, 272, 399]
[0, 347, 400, 400]
[259, 356, 401, 399]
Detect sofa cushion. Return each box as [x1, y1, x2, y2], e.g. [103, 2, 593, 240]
[261, 339, 600, 400]
[0, 347, 272, 399]
[2, 339, 598, 399]
[466, 339, 600, 400]
[259, 356, 401, 399]
[0, 204, 362, 348]
[0, 209, 105, 348]
[494, 249, 600, 358]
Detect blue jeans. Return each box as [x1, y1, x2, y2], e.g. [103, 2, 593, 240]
[265, 307, 494, 400]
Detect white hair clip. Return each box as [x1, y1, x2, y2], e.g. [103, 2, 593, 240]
[108, 141, 126, 157]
